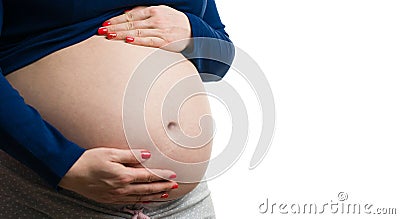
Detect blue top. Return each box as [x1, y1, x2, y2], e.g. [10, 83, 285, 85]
[0, 0, 233, 188]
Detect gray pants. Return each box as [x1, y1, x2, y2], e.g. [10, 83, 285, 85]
[0, 151, 216, 218]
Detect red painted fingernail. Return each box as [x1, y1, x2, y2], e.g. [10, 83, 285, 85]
[98, 27, 108, 35]
[126, 37, 135, 43]
[169, 174, 177, 179]
[141, 150, 151, 159]
[161, 193, 169, 199]
[102, 20, 111, 26]
[107, 33, 117, 39]
[124, 10, 131, 13]
[171, 183, 179, 189]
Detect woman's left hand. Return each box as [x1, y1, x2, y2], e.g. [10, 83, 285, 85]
[98, 5, 192, 52]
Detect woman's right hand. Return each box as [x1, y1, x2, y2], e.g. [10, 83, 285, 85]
[58, 147, 178, 204]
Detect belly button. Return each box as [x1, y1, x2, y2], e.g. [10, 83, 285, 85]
[167, 121, 178, 130]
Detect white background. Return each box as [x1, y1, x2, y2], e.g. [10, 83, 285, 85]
[207, 0, 400, 218]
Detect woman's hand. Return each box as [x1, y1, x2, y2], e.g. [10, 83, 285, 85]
[59, 147, 178, 204]
[98, 5, 192, 52]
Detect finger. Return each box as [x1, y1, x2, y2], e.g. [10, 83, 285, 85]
[107, 29, 163, 40]
[123, 168, 177, 183]
[109, 7, 152, 25]
[125, 37, 166, 49]
[113, 181, 178, 196]
[112, 192, 170, 204]
[105, 19, 153, 33]
[110, 149, 151, 164]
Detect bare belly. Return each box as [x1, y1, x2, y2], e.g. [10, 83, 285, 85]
[5, 36, 213, 201]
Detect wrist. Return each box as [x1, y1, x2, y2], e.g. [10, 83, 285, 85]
[180, 11, 193, 52]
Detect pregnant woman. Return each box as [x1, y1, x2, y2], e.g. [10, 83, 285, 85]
[0, 1, 233, 218]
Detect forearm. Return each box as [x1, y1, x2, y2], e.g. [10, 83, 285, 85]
[183, 13, 234, 81]
[0, 72, 85, 188]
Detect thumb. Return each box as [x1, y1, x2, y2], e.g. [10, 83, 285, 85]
[109, 149, 151, 164]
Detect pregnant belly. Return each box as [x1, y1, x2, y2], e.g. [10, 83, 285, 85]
[5, 36, 213, 201]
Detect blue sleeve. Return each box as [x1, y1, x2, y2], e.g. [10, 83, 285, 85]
[182, 0, 235, 82]
[0, 74, 86, 188]
[0, 2, 85, 188]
